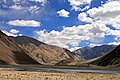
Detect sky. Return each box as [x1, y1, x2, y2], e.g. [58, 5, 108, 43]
[0, 0, 120, 51]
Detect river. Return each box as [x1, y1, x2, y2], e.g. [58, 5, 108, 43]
[0, 65, 120, 74]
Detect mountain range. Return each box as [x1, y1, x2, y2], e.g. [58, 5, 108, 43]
[0, 30, 81, 65]
[89, 45, 120, 67]
[11, 36, 82, 65]
[73, 45, 116, 60]
[0, 30, 120, 68]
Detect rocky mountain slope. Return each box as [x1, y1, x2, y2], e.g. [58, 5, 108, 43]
[12, 36, 82, 65]
[88, 45, 120, 67]
[74, 45, 116, 60]
[0, 30, 40, 65]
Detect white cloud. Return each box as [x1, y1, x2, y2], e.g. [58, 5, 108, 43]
[57, 9, 70, 18]
[18, 34, 23, 36]
[35, 21, 111, 49]
[107, 29, 120, 42]
[69, 47, 81, 51]
[107, 29, 120, 37]
[85, 1, 120, 30]
[115, 37, 120, 41]
[89, 41, 120, 47]
[78, 12, 93, 23]
[10, 29, 19, 34]
[2, 29, 22, 37]
[30, 0, 47, 6]
[89, 43, 102, 47]
[76, 1, 120, 45]
[30, 0, 47, 3]
[10, 5, 23, 10]
[29, 6, 40, 14]
[68, 0, 92, 11]
[8, 20, 41, 27]
[107, 42, 120, 45]
[10, 5, 41, 14]
[35, 26, 90, 49]
[2, 0, 47, 11]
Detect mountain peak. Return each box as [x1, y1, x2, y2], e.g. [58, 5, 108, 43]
[74, 45, 116, 60]
[12, 36, 45, 46]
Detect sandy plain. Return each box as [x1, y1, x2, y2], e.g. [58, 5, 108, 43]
[0, 71, 120, 80]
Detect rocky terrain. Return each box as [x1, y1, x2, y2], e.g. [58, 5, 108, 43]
[74, 45, 116, 60]
[12, 36, 82, 65]
[87, 45, 120, 67]
[0, 30, 81, 65]
[1, 29, 120, 68]
[0, 30, 39, 65]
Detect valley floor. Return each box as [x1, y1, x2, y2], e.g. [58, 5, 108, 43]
[0, 71, 119, 80]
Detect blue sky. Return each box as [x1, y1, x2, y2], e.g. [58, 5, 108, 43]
[0, 0, 120, 50]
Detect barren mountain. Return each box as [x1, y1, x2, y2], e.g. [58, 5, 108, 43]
[12, 36, 82, 65]
[88, 45, 120, 67]
[74, 45, 116, 60]
[0, 30, 40, 65]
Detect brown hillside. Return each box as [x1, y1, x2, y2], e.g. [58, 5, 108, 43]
[12, 36, 82, 65]
[0, 30, 40, 65]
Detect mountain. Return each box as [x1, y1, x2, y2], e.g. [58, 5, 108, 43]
[89, 45, 120, 67]
[73, 45, 116, 60]
[0, 30, 40, 65]
[12, 36, 82, 65]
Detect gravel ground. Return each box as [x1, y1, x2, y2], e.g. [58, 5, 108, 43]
[0, 71, 120, 80]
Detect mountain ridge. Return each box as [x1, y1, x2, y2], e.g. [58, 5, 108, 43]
[89, 45, 120, 67]
[73, 45, 116, 60]
[0, 30, 40, 65]
[11, 35, 82, 65]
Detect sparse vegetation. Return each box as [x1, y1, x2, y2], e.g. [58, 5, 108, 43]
[0, 71, 119, 80]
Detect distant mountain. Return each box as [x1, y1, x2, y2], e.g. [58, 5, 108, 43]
[89, 45, 120, 67]
[73, 45, 116, 60]
[0, 30, 39, 65]
[12, 36, 82, 65]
